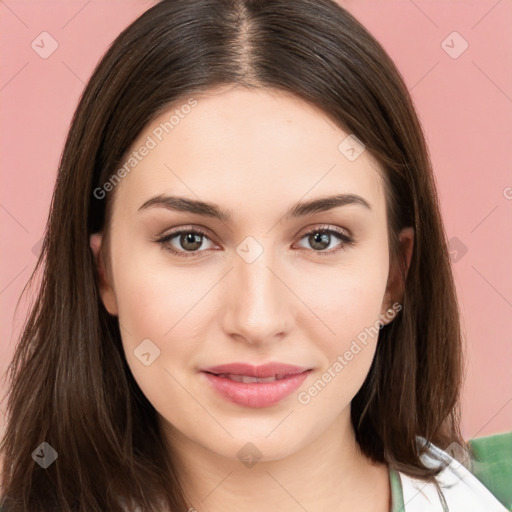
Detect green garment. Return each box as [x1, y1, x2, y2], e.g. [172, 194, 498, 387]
[468, 430, 512, 510]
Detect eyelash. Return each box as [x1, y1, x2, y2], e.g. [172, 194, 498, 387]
[155, 225, 355, 259]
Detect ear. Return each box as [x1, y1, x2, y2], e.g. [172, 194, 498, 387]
[89, 233, 118, 316]
[380, 227, 414, 326]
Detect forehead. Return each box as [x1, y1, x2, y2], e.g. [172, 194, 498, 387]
[110, 86, 386, 219]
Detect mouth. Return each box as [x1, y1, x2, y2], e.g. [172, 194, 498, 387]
[200, 362, 312, 408]
[201, 361, 311, 378]
[204, 373, 292, 383]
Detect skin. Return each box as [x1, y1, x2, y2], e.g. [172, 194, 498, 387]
[90, 84, 414, 512]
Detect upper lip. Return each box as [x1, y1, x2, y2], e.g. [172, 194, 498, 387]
[201, 362, 311, 378]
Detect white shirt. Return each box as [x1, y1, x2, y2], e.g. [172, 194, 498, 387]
[397, 437, 509, 511]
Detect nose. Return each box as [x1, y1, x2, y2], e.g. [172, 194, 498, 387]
[220, 241, 294, 346]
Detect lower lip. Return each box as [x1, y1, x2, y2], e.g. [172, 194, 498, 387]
[201, 371, 311, 408]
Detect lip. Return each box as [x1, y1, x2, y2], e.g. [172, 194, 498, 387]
[202, 362, 310, 378]
[200, 362, 312, 408]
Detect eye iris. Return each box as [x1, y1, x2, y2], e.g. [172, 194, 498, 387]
[181, 232, 202, 251]
[309, 232, 330, 250]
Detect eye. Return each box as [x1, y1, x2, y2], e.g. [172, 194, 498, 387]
[155, 225, 354, 258]
[156, 226, 217, 258]
[294, 226, 354, 256]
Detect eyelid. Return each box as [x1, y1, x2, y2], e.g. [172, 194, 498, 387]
[295, 223, 352, 241]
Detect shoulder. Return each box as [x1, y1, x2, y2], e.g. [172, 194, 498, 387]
[395, 432, 512, 511]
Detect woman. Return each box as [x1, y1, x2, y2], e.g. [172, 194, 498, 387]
[0, 0, 509, 510]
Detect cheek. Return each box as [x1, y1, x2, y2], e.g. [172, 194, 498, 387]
[109, 221, 208, 335]
[293, 244, 389, 352]
[108, 236, 208, 391]
[111, 256, 207, 425]
[290, 246, 389, 414]
[294, 266, 388, 413]
[112, 261, 205, 355]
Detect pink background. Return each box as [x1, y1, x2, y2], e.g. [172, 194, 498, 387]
[1, 0, 511, 440]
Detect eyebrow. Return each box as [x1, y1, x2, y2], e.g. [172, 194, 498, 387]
[138, 193, 372, 222]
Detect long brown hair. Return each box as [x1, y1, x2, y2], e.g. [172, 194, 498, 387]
[1, 0, 466, 510]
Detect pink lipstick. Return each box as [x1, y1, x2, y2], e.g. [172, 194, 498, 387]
[200, 362, 312, 408]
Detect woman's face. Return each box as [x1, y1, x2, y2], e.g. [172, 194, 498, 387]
[90, 85, 412, 463]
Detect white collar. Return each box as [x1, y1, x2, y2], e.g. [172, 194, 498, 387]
[398, 436, 508, 511]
